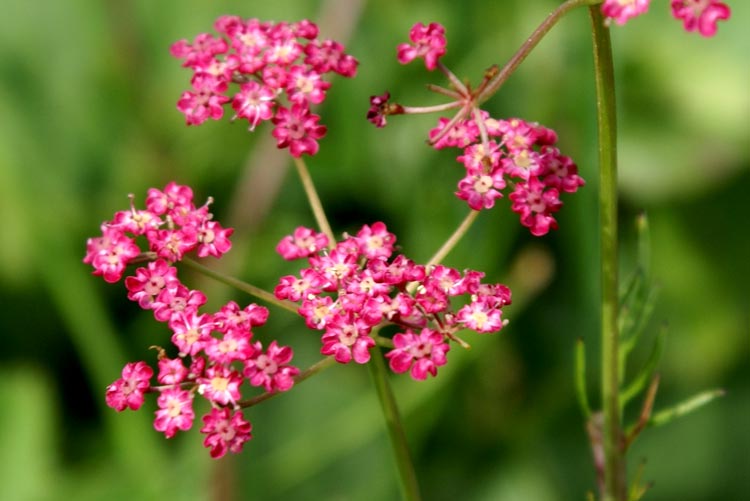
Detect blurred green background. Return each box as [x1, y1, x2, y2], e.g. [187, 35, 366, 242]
[1, 0, 747, 500]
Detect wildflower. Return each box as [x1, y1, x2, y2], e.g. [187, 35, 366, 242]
[397, 22, 447, 70]
[385, 328, 450, 380]
[105, 361, 153, 411]
[271, 104, 327, 157]
[671, 0, 731, 37]
[201, 408, 253, 459]
[601, 0, 651, 26]
[154, 388, 195, 438]
[244, 340, 300, 392]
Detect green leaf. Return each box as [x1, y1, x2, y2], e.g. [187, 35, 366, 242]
[649, 389, 726, 428]
[621, 325, 667, 409]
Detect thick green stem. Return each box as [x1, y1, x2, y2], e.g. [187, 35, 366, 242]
[588, 7, 625, 501]
[293, 156, 336, 246]
[368, 350, 422, 501]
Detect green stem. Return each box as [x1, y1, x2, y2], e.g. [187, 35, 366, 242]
[477, 0, 601, 104]
[181, 257, 299, 314]
[293, 156, 336, 246]
[588, 7, 625, 501]
[426, 209, 480, 266]
[368, 350, 422, 501]
[239, 356, 337, 408]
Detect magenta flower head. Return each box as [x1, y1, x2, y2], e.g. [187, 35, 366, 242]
[171, 16, 358, 157]
[671, 0, 731, 37]
[105, 361, 153, 411]
[385, 328, 450, 380]
[397, 22, 447, 70]
[201, 408, 253, 459]
[601, 0, 651, 26]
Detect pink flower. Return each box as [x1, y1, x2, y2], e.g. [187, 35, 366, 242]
[152, 283, 207, 323]
[274, 272, 324, 302]
[276, 226, 329, 260]
[147, 227, 199, 262]
[201, 408, 253, 459]
[145, 182, 194, 216]
[601, 0, 651, 26]
[109, 207, 160, 236]
[271, 104, 327, 157]
[157, 357, 188, 385]
[455, 170, 505, 210]
[244, 340, 300, 392]
[355, 222, 396, 260]
[196, 220, 233, 258]
[177, 73, 230, 126]
[171, 33, 229, 68]
[509, 178, 562, 237]
[169, 312, 214, 357]
[197, 365, 243, 406]
[213, 301, 269, 333]
[385, 328, 450, 380]
[456, 299, 504, 333]
[286, 65, 331, 105]
[397, 22, 447, 71]
[304, 39, 358, 77]
[366, 92, 392, 128]
[153, 387, 195, 438]
[84, 226, 140, 283]
[105, 361, 153, 411]
[321, 313, 375, 364]
[204, 329, 254, 365]
[231, 81, 276, 130]
[671, 0, 731, 37]
[125, 259, 179, 310]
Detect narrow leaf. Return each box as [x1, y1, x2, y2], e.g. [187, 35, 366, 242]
[575, 338, 592, 418]
[649, 389, 726, 428]
[621, 325, 667, 409]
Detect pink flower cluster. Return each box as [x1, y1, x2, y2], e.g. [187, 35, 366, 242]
[671, 0, 731, 37]
[90, 183, 299, 458]
[369, 23, 584, 236]
[436, 116, 584, 236]
[171, 16, 358, 157]
[84, 182, 233, 283]
[274, 223, 512, 379]
[397, 22, 447, 71]
[601, 0, 731, 36]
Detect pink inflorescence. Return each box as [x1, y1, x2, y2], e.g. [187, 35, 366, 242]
[89, 183, 299, 458]
[397, 22, 447, 71]
[171, 16, 358, 157]
[274, 223, 512, 379]
[601, 0, 731, 35]
[369, 22, 585, 236]
[601, 0, 651, 26]
[671, 0, 731, 37]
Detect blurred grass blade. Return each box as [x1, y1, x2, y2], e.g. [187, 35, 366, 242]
[620, 285, 659, 358]
[621, 325, 667, 409]
[635, 212, 651, 279]
[575, 338, 592, 418]
[649, 388, 726, 428]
